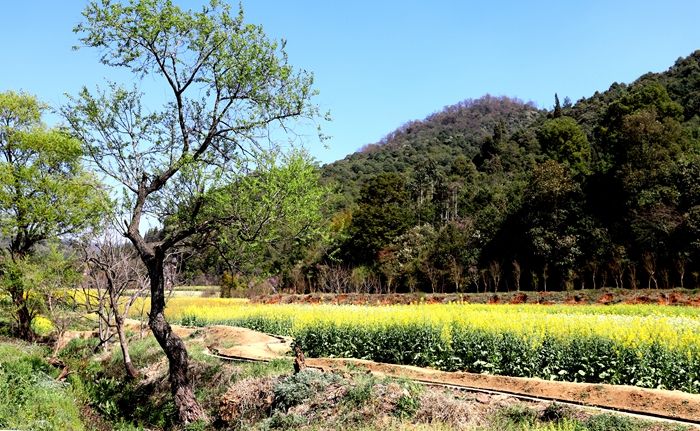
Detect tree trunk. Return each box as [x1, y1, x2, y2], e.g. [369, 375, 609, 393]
[106, 278, 139, 379]
[146, 255, 206, 424]
[293, 345, 306, 374]
[115, 314, 138, 380]
[10, 286, 33, 341]
[16, 301, 33, 340]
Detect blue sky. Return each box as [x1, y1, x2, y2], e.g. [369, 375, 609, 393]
[2, 1, 699, 164]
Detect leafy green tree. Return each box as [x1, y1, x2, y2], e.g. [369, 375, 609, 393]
[213, 150, 328, 283]
[384, 224, 437, 292]
[64, 0, 322, 422]
[0, 91, 108, 340]
[537, 116, 591, 175]
[522, 160, 584, 288]
[430, 220, 477, 278]
[344, 172, 414, 265]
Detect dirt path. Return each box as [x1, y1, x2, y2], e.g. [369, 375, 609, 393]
[201, 325, 292, 360]
[307, 357, 700, 424]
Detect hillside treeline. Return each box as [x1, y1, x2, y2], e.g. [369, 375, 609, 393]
[182, 51, 700, 294]
[301, 52, 700, 293]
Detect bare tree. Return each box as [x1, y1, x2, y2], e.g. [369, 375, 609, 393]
[468, 266, 480, 293]
[628, 263, 638, 289]
[609, 260, 625, 289]
[542, 263, 549, 292]
[530, 271, 539, 292]
[642, 252, 658, 290]
[317, 265, 351, 294]
[676, 256, 687, 289]
[601, 270, 608, 290]
[448, 257, 465, 293]
[588, 261, 599, 290]
[83, 231, 149, 379]
[489, 261, 501, 293]
[512, 260, 521, 292]
[661, 268, 670, 289]
[480, 268, 489, 292]
[422, 262, 441, 294]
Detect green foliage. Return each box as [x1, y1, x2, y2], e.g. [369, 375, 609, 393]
[308, 50, 700, 294]
[0, 342, 85, 431]
[537, 116, 591, 175]
[583, 414, 641, 431]
[392, 380, 422, 419]
[58, 337, 100, 362]
[0, 91, 110, 339]
[156, 47, 700, 296]
[344, 172, 415, 265]
[211, 150, 330, 281]
[294, 322, 448, 368]
[229, 315, 700, 393]
[0, 91, 110, 245]
[393, 392, 420, 419]
[541, 403, 574, 423]
[260, 412, 306, 430]
[67, 0, 323, 237]
[496, 404, 539, 427]
[343, 374, 376, 406]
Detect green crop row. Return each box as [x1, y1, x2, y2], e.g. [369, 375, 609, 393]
[291, 322, 700, 393]
[182, 314, 700, 394]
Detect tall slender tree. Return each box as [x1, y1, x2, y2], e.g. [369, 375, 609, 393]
[553, 93, 562, 118]
[64, 0, 322, 423]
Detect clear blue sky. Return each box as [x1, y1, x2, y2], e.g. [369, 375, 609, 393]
[2, 1, 699, 164]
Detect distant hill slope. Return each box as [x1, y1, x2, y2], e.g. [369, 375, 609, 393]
[321, 95, 544, 199]
[322, 51, 700, 203]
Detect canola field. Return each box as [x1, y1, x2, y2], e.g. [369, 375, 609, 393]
[131, 298, 700, 393]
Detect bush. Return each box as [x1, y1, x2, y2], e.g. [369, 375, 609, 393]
[495, 404, 538, 427]
[260, 412, 306, 430]
[343, 375, 375, 406]
[31, 315, 55, 337]
[272, 369, 344, 412]
[584, 413, 641, 431]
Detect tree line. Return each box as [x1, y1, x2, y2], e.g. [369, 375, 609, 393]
[182, 53, 700, 296]
[279, 54, 700, 295]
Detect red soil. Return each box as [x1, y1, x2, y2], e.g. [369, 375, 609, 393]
[251, 289, 700, 307]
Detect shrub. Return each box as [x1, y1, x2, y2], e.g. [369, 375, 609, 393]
[272, 369, 344, 412]
[584, 413, 641, 431]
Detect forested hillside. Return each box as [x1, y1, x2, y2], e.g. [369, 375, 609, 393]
[298, 50, 700, 293]
[322, 95, 544, 202]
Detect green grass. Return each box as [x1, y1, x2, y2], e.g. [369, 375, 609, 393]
[0, 341, 85, 431]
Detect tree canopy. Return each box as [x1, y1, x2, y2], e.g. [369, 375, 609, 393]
[301, 50, 700, 295]
[64, 0, 324, 423]
[0, 90, 109, 339]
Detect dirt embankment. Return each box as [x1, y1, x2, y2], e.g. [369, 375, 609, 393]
[251, 289, 700, 307]
[307, 358, 700, 424]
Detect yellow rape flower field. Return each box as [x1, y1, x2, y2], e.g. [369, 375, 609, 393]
[131, 297, 700, 351]
[129, 297, 700, 392]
